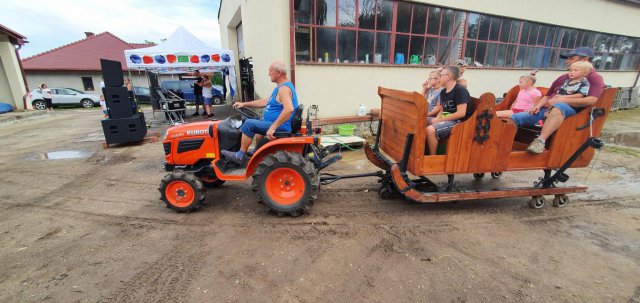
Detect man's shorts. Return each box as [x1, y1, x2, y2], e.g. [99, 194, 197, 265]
[194, 94, 203, 105]
[510, 102, 579, 127]
[240, 119, 291, 138]
[433, 120, 461, 140]
[203, 97, 212, 105]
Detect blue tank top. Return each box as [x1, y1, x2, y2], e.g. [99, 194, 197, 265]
[263, 82, 299, 131]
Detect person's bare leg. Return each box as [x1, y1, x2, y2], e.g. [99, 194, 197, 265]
[426, 126, 438, 155]
[239, 134, 253, 153]
[538, 108, 564, 141]
[496, 110, 513, 119]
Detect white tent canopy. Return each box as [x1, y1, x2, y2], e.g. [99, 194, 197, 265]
[124, 26, 234, 70]
[124, 26, 237, 96]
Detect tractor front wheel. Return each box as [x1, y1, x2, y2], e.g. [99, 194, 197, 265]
[197, 171, 226, 188]
[252, 151, 319, 217]
[159, 171, 205, 212]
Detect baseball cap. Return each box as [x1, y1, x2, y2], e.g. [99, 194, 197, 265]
[454, 59, 468, 67]
[559, 47, 594, 59]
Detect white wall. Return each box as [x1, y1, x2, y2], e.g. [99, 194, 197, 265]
[0, 35, 27, 110]
[219, 0, 291, 100]
[417, 0, 640, 37]
[296, 64, 638, 118]
[25, 71, 151, 95]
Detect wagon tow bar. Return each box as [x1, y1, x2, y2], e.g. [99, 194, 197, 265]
[319, 171, 385, 185]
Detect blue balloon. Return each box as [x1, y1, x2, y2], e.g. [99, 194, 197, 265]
[200, 55, 210, 63]
[130, 54, 142, 64]
[154, 55, 166, 64]
[221, 54, 231, 62]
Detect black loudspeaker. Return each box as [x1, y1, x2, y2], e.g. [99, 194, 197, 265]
[100, 59, 124, 87]
[101, 113, 147, 144]
[103, 87, 133, 119]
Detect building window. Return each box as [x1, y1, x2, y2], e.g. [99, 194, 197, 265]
[81, 77, 95, 91]
[293, 0, 640, 71]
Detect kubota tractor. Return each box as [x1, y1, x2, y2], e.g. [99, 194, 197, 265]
[159, 105, 341, 216]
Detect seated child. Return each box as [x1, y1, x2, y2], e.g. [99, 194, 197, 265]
[541, 61, 592, 120]
[422, 70, 443, 116]
[496, 71, 541, 119]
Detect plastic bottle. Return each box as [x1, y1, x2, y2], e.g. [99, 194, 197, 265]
[365, 54, 369, 64]
[358, 105, 366, 116]
[324, 52, 329, 63]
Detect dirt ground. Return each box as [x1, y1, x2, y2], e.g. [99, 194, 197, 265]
[0, 107, 639, 303]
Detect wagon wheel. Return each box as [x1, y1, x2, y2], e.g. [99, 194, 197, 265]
[159, 171, 205, 212]
[251, 151, 319, 217]
[196, 171, 226, 188]
[473, 173, 485, 180]
[378, 185, 394, 199]
[490, 172, 502, 179]
[529, 195, 545, 209]
[552, 194, 569, 208]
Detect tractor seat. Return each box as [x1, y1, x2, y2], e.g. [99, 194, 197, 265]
[252, 105, 305, 153]
[272, 104, 305, 138]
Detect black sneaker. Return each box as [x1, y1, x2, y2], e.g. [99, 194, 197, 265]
[192, 112, 200, 116]
[221, 150, 246, 165]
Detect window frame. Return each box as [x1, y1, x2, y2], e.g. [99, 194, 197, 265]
[292, 0, 640, 71]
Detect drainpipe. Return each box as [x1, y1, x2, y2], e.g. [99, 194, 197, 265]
[288, 0, 296, 85]
[15, 44, 29, 110]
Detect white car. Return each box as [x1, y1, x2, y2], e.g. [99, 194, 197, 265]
[28, 88, 100, 110]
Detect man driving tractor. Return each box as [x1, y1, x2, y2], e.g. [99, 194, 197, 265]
[221, 61, 299, 164]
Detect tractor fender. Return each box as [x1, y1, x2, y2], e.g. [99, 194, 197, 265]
[245, 137, 315, 177]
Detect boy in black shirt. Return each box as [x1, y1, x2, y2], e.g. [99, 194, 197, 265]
[426, 66, 472, 155]
[192, 70, 204, 116]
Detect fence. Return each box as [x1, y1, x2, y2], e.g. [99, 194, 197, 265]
[611, 86, 639, 111]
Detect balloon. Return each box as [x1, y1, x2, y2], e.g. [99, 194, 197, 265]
[201, 54, 210, 63]
[143, 56, 153, 64]
[221, 54, 231, 62]
[211, 54, 220, 62]
[167, 54, 176, 63]
[154, 55, 166, 64]
[129, 54, 142, 64]
[190, 55, 200, 63]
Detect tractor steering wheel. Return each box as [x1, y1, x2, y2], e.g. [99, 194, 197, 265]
[235, 106, 261, 120]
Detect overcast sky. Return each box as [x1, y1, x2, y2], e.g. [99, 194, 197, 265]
[0, 0, 222, 58]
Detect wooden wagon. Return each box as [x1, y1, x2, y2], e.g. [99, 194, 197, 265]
[364, 86, 617, 208]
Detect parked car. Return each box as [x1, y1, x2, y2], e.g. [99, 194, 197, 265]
[160, 80, 225, 105]
[133, 86, 152, 104]
[28, 88, 100, 110]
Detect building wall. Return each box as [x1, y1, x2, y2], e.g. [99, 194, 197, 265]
[416, 0, 640, 37]
[219, 0, 292, 100]
[220, 0, 640, 117]
[0, 35, 27, 110]
[25, 71, 151, 95]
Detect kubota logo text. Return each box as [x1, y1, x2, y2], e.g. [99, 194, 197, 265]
[186, 129, 208, 136]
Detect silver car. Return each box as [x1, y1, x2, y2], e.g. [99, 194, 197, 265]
[28, 88, 100, 110]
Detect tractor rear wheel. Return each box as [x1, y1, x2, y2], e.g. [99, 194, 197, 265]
[159, 171, 205, 212]
[252, 151, 319, 217]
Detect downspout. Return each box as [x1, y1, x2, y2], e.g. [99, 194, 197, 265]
[288, 0, 296, 85]
[14, 44, 29, 110]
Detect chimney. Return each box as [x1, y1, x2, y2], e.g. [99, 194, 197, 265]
[84, 32, 95, 38]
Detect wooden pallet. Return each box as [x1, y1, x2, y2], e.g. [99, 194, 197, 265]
[101, 131, 160, 149]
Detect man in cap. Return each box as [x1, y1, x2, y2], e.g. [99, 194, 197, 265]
[510, 47, 604, 154]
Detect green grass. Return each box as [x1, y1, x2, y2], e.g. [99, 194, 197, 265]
[607, 108, 640, 122]
[603, 145, 640, 157]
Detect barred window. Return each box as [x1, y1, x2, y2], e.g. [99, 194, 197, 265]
[293, 0, 640, 71]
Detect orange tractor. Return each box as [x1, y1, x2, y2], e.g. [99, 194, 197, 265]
[159, 105, 341, 216]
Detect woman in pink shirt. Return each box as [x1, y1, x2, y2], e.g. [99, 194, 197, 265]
[497, 71, 541, 119]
